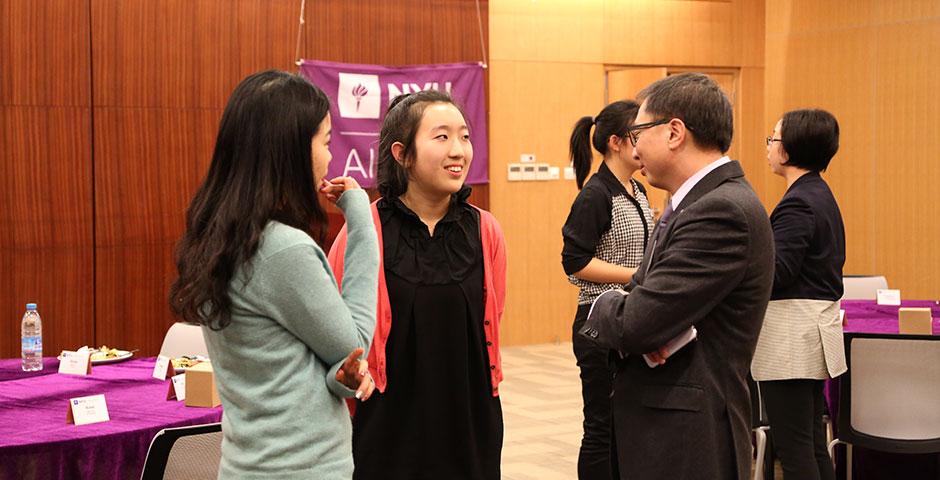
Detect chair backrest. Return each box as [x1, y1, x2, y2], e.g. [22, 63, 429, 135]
[838, 332, 940, 454]
[842, 275, 888, 300]
[140, 422, 222, 480]
[159, 322, 209, 358]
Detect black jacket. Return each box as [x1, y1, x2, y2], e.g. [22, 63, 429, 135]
[769, 171, 845, 301]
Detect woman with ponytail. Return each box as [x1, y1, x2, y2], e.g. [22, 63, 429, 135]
[560, 100, 653, 480]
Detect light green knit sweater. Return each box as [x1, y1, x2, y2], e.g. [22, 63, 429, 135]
[202, 190, 378, 479]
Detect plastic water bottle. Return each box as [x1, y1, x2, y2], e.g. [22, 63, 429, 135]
[21, 303, 43, 372]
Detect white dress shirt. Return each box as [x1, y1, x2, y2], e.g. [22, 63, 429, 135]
[669, 156, 731, 210]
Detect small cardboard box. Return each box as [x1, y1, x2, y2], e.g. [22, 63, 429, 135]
[184, 362, 220, 408]
[899, 307, 933, 335]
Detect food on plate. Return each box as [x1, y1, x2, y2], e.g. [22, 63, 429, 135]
[171, 355, 209, 370]
[89, 345, 122, 361]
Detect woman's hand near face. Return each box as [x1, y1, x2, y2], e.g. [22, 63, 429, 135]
[319, 176, 362, 203]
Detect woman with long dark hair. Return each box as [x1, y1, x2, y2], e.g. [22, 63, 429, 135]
[328, 90, 507, 479]
[561, 100, 653, 479]
[169, 70, 379, 478]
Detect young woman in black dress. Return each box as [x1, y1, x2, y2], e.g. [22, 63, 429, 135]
[329, 90, 507, 480]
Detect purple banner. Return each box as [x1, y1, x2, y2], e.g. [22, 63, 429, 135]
[299, 59, 488, 188]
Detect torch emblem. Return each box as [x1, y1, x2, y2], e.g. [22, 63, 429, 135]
[352, 84, 369, 111]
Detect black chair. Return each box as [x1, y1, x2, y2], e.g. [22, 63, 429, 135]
[828, 332, 940, 479]
[140, 422, 222, 480]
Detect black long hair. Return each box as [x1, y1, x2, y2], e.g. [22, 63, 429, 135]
[568, 100, 640, 189]
[375, 90, 468, 199]
[169, 70, 331, 330]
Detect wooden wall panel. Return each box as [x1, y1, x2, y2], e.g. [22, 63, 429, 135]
[490, 0, 765, 346]
[91, 0, 490, 356]
[871, 19, 940, 297]
[489, 60, 606, 345]
[0, 107, 94, 358]
[91, 0, 297, 109]
[0, 1, 93, 359]
[602, 0, 736, 67]
[489, 0, 604, 64]
[0, 0, 90, 106]
[93, 108, 218, 351]
[764, 1, 932, 292]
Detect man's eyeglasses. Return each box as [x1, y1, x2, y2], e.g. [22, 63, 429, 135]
[626, 119, 670, 146]
[766, 136, 782, 146]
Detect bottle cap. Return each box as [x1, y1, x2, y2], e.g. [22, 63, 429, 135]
[26, 303, 37, 310]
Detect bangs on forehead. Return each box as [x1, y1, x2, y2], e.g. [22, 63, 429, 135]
[417, 101, 470, 131]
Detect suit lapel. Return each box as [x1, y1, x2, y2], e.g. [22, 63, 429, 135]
[634, 161, 746, 283]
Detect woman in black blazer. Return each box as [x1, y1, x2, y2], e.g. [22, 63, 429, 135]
[751, 109, 846, 480]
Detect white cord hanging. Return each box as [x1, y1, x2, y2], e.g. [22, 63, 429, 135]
[294, 0, 307, 66]
[475, 0, 488, 69]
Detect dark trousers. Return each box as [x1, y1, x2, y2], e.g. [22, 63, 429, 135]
[760, 379, 836, 480]
[572, 304, 614, 480]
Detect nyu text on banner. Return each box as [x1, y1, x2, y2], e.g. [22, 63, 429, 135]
[299, 60, 488, 188]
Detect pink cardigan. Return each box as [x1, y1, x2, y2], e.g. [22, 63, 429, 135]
[328, 200, 507, 397]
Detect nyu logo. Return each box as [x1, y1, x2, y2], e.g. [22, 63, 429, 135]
[338, 73, 380, 119]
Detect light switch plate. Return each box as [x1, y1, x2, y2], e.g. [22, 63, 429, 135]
[507, 163, 522, 181]
[521, 164, 537, 181]
[536, 163, 551, 180]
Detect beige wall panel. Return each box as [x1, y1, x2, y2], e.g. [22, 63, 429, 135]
[489, 0, 604, 63]
[734, 0, 766, 67]
[735, 67, 769, 209]
[765, 0, 877, 35]
[488, 60, 605, 346]
[603, 0, 736, 66]
[871, 20, 940, 298]
[874, 0, 940, 23]
[607, 67, 668, 102]
[765, 27, 878, 278]
[606, 67, 669, 214]
[489, 0, 766, 346]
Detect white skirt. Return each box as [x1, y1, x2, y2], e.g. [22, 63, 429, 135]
[751, 299, 847, 381]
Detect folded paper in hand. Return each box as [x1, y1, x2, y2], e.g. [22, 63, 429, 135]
[643, 326, 697, 368]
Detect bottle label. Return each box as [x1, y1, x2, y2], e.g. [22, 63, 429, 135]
[22, 336, 42, 353]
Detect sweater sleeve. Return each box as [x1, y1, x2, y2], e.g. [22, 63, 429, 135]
[251, 190, 379, 398]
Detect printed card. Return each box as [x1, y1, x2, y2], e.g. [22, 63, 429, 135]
[66, 394, 110, 426]
[167, 373, 186, 401]
[58, 351, 92, 376]
[153, 355, 172, 380]
[876, 289, 901, 306]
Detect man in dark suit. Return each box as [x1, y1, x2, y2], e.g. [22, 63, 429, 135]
[581, 73, 775, 479]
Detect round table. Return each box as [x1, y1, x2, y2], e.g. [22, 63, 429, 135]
[0, 357, 222, 480]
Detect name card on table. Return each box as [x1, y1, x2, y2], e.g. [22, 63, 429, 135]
[153, 355, 172, 380]
[66, 394, 110, 426]
[877, 289, 901, 306]
[167, 373, 186, 401]
[58, 351, 92, 376]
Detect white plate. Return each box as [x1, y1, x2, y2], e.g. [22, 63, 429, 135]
[91, 351, 133, 364]
[58, 350, 133, 364]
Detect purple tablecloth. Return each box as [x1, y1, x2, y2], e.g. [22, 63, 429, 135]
[0, 357, 222, 480]
[829, 300, 940, 480]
